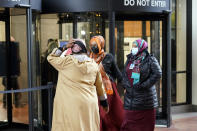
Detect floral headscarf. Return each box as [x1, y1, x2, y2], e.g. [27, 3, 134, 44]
[127, 39, 148, 60]
[133, 39, 148, 55]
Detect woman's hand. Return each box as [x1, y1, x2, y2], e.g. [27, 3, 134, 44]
[66, 38, 75, 48]
[103, 106, 109, 114]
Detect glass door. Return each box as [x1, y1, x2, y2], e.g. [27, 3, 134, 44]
[0, 8, 29, 130]
[115, 19, 169, 126]
[1, 6, 49, 131]
[60, 12, 107, 49]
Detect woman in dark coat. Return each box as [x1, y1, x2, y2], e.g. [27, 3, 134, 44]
[121, 39, 162, 131]
[89, 35, 124, 131]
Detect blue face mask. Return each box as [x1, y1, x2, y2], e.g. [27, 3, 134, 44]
[131, 47, 138, 55]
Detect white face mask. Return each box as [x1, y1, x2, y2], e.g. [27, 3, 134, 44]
[131, 47, 138, 55]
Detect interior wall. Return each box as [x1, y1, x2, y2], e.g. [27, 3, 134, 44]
[124, 21, 142, 37]
[0, 16, 29, 103]
[40, 16, 59, 54]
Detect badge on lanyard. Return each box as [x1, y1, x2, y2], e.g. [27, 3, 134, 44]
[129, 63, 135, 69]
[131, 72, 140, 85]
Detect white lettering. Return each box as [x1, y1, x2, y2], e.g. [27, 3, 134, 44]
[142, 0, 147, 6]
[124, 0, 135, 6]
[137, 0, 141, 6]
[137, 0, 151, 7]
[146, 0, 150, 6]
[123, 0, 166, 8]
[124, 0, 130, 6]
[151, 0, 166, 8]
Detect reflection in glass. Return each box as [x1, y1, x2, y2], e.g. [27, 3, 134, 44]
[0, 8, 29, 125]
[10, 9, 29, 124]
[60, 12, 107, 50]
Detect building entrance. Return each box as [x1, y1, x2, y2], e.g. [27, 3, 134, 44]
[39, 12, 171, 127]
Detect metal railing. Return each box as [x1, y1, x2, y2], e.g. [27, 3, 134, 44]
[0, 83, 53, 131]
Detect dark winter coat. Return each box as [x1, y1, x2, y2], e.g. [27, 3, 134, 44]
[122, 53, 162, 110]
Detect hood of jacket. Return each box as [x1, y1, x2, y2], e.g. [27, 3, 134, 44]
[71, 54, 96, 74]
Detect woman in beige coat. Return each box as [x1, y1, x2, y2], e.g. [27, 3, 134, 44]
[47, 39, 109, 131]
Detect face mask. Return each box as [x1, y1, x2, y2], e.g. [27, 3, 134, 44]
[91, 45, 99, 54]
[131, 48, 138, 55]
[72, 49, 80, 54]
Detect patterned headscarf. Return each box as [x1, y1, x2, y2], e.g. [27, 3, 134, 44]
[89, 36, 105, 54]
[127, 39, 149, 71]
[133, 39, 148, 55]
[127, 39, 148, 60]
[126, 39, 149, 86]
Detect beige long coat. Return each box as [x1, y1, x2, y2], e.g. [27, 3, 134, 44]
[47, 49, 106, 131]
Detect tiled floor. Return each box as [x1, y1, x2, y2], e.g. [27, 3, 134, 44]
[155, 112, 197, 131]
[0, 102, 28, 124]
[1, 102, 197, 131]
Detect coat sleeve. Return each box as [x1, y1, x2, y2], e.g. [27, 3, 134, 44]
[120, 59, 130, 89]
[111, 54, 123, 83]
[47, 48, 71, 71]
[94, 68, 108, 107]
[103, 53, 123, 83]
[139, 56, 162, 89]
